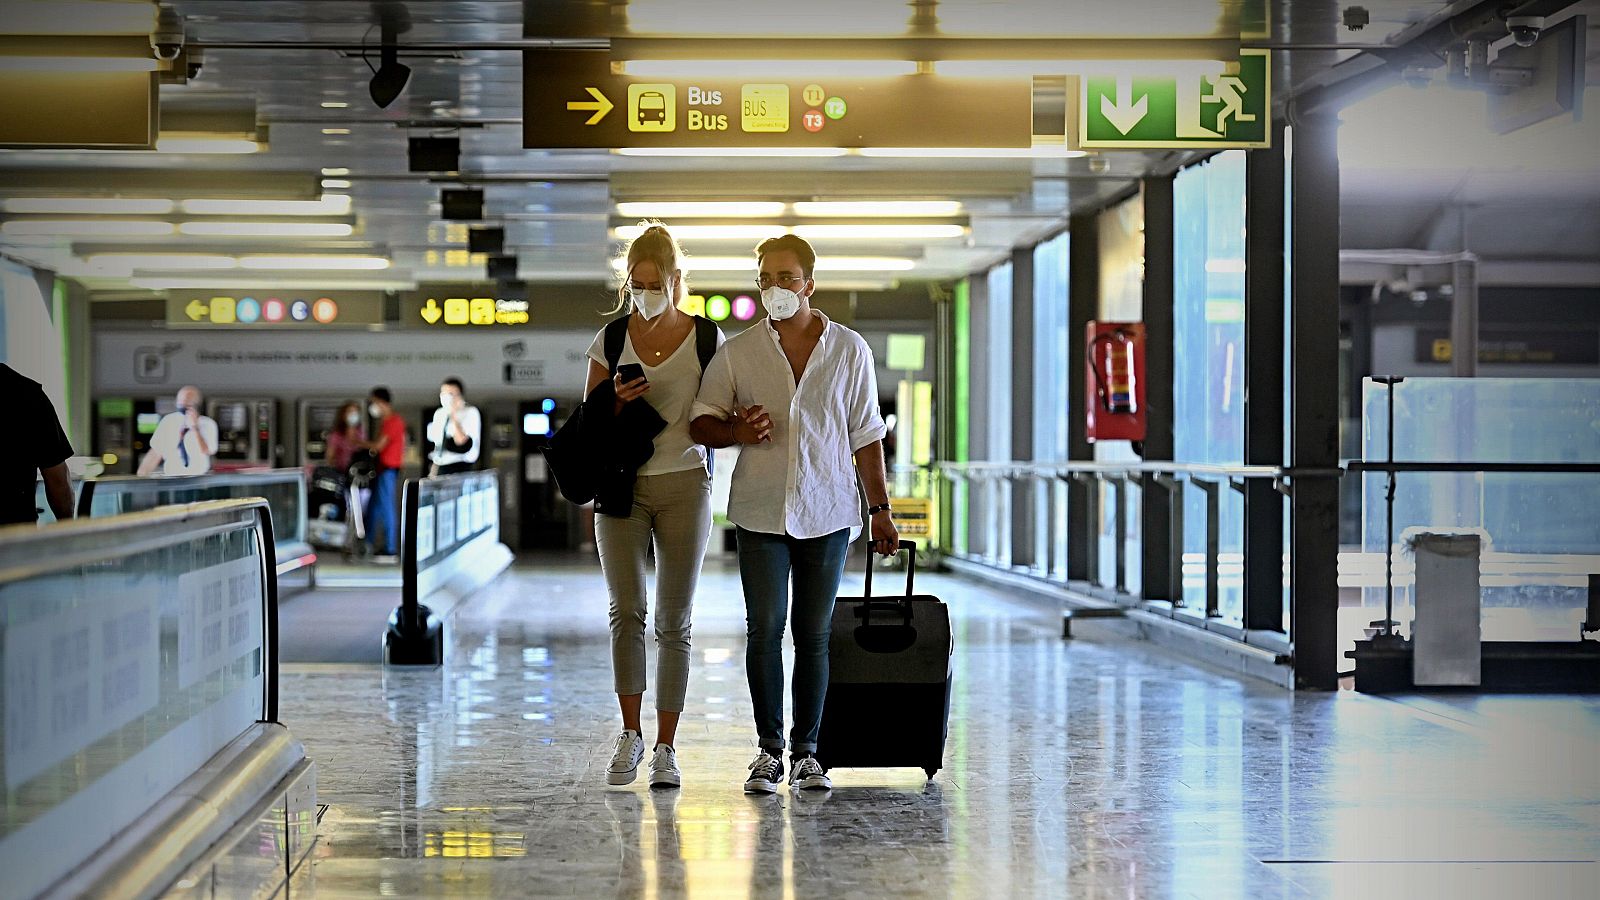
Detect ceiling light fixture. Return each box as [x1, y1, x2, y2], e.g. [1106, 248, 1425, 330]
[611, 224, 786, 242]
[935, 59, 1226, 78]
[87, 253, 237, 271]
[154, 137, 263, 154]
[1, 197, 175, 215]
[617, 59, 917, 78]
[321, 167, 350, 176]
[180, 195, 352, 216]
[238, 255, 391, 271]
[130, 276, 412, 291]
[792, 201, 963, 218]
[856, 146, 1088, 158]
[793, 224, 968, 240]
[177, 222, 355, 237]
[320, 179, 351, 189]
[612, 255, 914, 272]
[615, 201, 786, 219]
[320, 101, 349, 109]
[614, 147, 849, 158]
[1, 220, 176, 236]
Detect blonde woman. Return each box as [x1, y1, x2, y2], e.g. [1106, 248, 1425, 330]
[585, 224, 723, 788]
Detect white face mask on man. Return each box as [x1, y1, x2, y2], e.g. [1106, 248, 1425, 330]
[368, 403, 383, 418]
[761, 285, 802, 321]
[631, 282, 674, 320]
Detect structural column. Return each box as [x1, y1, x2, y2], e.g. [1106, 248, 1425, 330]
[1009, 247, 1036, 570]
[1289, 109, 1343, 690]
[1066, 211, 1099, 583]
[966, 275, 992, 556]
[1140, 176, 1178, 602]
[1244, 126, 1287, 633]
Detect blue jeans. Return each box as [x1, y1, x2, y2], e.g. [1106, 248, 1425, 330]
[736, 526, 851, 755]
[368, 468, 398, 555]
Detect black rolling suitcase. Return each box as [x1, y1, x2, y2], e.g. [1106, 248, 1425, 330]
[815, 540, 953, 780]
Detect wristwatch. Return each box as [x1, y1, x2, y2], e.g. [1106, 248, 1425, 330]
[868, 503, 892, 515]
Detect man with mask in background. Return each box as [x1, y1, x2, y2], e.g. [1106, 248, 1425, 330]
[689, 234, 899, 794]
[427, 376, 481, 477]
[138, 385, 218, 476]
[363, 386, 405, 562]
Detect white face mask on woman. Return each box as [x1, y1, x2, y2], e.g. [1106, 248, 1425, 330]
[631, 282, 674, 320]
[346, 412, 361, 426]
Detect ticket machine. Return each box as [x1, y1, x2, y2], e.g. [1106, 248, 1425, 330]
[93, 397, 162, 474]
[207, 397, 278, 469]
[517, 397, 568, 549]
[297, 398, 348, 466]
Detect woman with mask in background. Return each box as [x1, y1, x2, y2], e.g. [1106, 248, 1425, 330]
[325, 401, 366, 472]
[583, 223, 723, 789]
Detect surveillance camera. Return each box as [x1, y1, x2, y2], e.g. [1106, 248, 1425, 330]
[1506, 15, 1544, 48]
[150, 5, 185, 61]
[185, 47, 203, 81]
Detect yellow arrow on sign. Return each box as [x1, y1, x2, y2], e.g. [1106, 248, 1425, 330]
[185, 299, 209, 321]
[566, 87, 613, 125]
[420, 298, 442, 324]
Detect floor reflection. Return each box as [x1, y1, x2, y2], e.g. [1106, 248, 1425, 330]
[279, 559, 1600, 899]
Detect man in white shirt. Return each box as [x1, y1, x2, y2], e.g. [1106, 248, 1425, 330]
[690, 234, 899, 794]
[137, 385, 219, 476]
[427, 376, 481, 477]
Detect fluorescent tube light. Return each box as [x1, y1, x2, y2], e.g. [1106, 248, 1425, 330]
[88, 253, 238, 271]
[321, 167, 351, 176]
[131, 276, 411, 291]
[155, 137, 263, 154]
[857, 146, 1088, 158]
[180, 196, 352, 216]
[612, 224, 787, 242]
[794, 224, 967, 240]
[1, 198, 175, 215]
[0, 55, 158, 72]
[614, 255, 914, 272]
[320, 179, 351, 190]
[935, 59, 1226, 78]
[615, 147, 849, 158]
[792, 201, 963, 218]
[238, 255, 390, 271]
[2, 220, 176, 236]
[619, 59, 916, 78]
[615, 202, 786, 219]
[178, 222, 355, 237]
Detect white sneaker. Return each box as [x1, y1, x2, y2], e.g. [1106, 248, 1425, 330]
[606, 730, 645, 785]
[743, 751, 784, 794]
[648, 744, 681, 789]
[789, 755, 832, 791]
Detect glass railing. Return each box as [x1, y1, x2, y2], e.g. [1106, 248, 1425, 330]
[1347, 377, 1600, 658]
[0, 499, 277, 899]
[76, 469, 311, 571]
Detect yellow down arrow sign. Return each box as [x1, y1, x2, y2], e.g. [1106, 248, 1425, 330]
[565, 87, 613, 125]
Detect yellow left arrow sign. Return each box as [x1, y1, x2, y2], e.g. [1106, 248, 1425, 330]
[185, 299, 209, 321]
[565, 87, 613, 125]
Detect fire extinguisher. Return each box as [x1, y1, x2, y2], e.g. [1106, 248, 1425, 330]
[1091, 329, 1139, 415]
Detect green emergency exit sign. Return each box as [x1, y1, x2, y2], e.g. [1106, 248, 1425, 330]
[1079, 50, 1270, 149]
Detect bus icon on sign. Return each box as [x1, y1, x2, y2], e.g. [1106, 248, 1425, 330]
[628, 84, 675, 132]
[637, 92, 666, 125]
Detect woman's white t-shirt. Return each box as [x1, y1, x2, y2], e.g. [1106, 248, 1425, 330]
[586, 322, 723, 477]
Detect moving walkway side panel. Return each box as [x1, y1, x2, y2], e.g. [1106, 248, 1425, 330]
[0, 500, 310, 900]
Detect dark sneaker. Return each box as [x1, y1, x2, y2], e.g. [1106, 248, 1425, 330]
[789, 755, 832, 791]
[606, 730, 645, 785]
[743, 751, 784, 794]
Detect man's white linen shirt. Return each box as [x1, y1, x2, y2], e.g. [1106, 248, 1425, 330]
[691, 313, 887, 540]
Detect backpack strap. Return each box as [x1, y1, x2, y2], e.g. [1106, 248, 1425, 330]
[603, 314, 631, 375]
[693, 316, 720, 372]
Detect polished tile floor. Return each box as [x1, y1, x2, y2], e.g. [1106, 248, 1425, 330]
[281, 555, 1600, 899]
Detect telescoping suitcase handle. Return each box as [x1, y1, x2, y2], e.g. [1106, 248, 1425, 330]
[860, 540, 918, 627]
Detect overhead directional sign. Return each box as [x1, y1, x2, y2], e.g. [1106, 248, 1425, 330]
[165, 291, 384, 328]
[524, 50, 1031, 149]
[1078, 50, 1270, 149]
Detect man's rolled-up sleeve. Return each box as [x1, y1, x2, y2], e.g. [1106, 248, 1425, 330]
[847, 341, 888, 452]
[690, 345, 736, 422]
